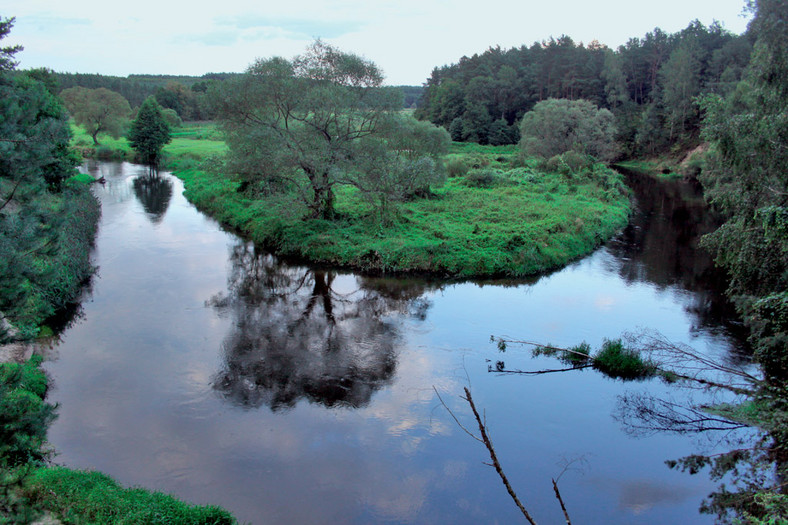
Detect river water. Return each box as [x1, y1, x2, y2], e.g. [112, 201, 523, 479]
[42, 161, 751, 524]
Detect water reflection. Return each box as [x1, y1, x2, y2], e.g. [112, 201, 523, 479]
[612, 169, 745, 345]
[210, 243, 435, 411]
[132, 172, 173, 224]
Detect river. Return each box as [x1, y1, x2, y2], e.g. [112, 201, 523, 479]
[41, 161, 752, 524]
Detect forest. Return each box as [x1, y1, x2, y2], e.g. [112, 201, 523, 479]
[415, 19, 752, 158]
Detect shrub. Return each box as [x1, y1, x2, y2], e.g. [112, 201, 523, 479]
[463, 168, 502, 188]
[592, 339, 657, 379]
[519, 98, 619, 162]
[446, 157, 469, 178]
[544, 151, 593, 175]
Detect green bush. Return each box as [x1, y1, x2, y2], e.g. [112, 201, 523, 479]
[544, 151, 593, 176]
[592, 339, 657, 380]
[446, 157, 469, 178]
[463, 168, 502, 188]
[0, 356, 56, 469]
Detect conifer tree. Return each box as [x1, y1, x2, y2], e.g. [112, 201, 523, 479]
[127, 96, 171, 165]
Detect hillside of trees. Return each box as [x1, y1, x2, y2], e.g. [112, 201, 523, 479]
[415, 20, 753, 157]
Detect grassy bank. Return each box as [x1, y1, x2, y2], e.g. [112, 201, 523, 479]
[178, 161, 629, 277]
[73, 123, 631, 278]
[0, 356, 236, 524]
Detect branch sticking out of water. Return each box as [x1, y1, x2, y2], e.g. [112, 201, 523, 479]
[462, 386, 539, 525]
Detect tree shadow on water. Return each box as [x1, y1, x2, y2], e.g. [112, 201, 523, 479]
[208, 242, 437, 411]
[132, 171, 173, 224]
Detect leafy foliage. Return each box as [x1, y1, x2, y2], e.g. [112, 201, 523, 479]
[0, 63, 99, 340]
[519, 98, 618, 161]
[699, 0, 788, 383]
[214, 40, 447, 221]
[416, 22, 751, 155]
[60, 86, 131, 145]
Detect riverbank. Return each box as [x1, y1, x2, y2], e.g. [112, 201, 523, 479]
[0, 355, 236, 524]
[0, 174, 100, 343]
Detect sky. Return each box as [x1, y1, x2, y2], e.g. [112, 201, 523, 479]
[4, 0, 752, 86]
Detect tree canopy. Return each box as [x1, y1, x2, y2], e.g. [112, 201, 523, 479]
[127, 96, 171, 166]
[60, 86, 131, 145]
[519, 98, 618, 161]
[214, 41, 448, 220]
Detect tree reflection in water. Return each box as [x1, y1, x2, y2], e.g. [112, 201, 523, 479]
[209, 242, 435, 411]
[610, 170, 747, 348]
[132, 171, 173, 223]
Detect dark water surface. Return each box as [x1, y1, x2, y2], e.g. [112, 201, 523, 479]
[43, 161, 751, 524]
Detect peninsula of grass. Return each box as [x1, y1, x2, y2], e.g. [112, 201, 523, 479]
[173, 143, 630, 278]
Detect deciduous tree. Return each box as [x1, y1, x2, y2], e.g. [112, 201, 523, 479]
[60, 87, 131, 145]
[519, 98, 618, 161]
[215, 41, 447, 220]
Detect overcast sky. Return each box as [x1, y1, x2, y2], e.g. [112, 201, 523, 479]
[4, 0, 752, 86]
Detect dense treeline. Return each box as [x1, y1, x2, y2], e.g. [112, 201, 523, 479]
[416, 21, 752, 156]
[24, 71, 422, 124]
[51, 72, 232, 121]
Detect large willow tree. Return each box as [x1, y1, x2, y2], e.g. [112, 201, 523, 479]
[213, 41, 448, 220]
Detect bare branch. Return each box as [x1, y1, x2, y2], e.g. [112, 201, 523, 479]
[462, 386, 539, 525]
[552, 478, 572, 525]
[432, 386, 482, 443]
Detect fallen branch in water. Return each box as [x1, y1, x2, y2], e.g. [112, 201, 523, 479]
[434, 385, 574, 524]
[462, 386, 537, 524]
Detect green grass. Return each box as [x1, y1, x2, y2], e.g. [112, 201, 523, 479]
[176, 156, 630, 278]
[25, 468, 235, 525]
[70, 121, 226, 164]
[592, 339, 658, 380]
